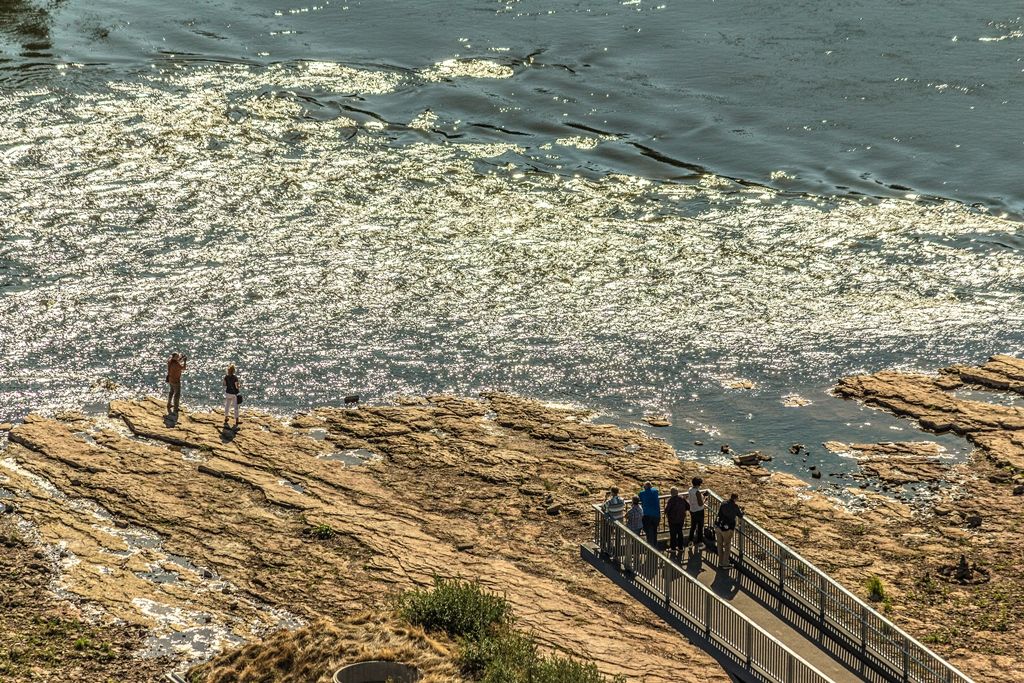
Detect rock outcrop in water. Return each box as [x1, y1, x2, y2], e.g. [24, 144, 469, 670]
[1, 369, 1023, 681]
[837, 354, 1024, 472]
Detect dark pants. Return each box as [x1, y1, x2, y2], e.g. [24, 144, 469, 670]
[668, 522, 685, 551]
[167, 382, 181, 412]
[641, 515, 659, 546]
[687, 509, 705, 546]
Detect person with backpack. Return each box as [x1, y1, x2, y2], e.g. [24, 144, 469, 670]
[686, 477, 707, 551]
[715, 492, 745, 569]
[223, 364, 242, 429]
[165, 352, 187, 415]
[664, 487, 689, 557]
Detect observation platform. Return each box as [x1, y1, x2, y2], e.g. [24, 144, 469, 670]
[582, 491, 972, 683]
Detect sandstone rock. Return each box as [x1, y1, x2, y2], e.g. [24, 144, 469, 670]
[5, 380, 1024, 683]
[732, 451, 771, 467]
[643, 415, 671, 427]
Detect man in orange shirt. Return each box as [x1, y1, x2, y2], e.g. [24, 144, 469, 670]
[166, 352, 187, 415]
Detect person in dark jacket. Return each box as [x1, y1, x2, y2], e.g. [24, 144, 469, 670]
[664, 487, 688, 556]
[715, 492, 744, 569]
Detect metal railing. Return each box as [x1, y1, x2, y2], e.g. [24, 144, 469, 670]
[693, 490, 974, 683]
[592, 504, 832, 683]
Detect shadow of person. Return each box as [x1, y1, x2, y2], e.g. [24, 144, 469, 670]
[163, 413, 178, 428]
[710, 567, 741, 599]
[684, 548, 704, 576]
[220, 425, 236, 443]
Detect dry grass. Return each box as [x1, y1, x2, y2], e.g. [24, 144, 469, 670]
[188, 613, 466, 683]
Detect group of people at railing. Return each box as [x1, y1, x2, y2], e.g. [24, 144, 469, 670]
[602, 478, 744, 570]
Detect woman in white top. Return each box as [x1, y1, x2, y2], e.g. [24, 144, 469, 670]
[686, 477, 706, 549]
[223, 364, 242, 429]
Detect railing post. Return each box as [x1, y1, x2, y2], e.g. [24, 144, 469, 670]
[778, 549, 786, 594]
[902, 636, 910, 683]
[623, 529, 633, 573]
[663, 558, 672, 606]
[737, 519, 745, 566]
[744, 621, 752, 670]
[818, 574, 827, 626]
[786, 653, 794, 682]
[860, 604, 867, 650]
[704, 590, 712, 637]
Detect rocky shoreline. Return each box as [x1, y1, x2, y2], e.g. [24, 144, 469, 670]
[0, 357, 1022, 681]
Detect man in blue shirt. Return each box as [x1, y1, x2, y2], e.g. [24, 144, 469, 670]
[637, 481, 661, 546]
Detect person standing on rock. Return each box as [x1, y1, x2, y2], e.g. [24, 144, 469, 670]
[664, 487, 688, 557]
[637, 481, 661, 546]
[715, 492, 744, 570]
[166, 352, 187, 415]
[223, 364, 242, 429]
[686, 477, 706, 551]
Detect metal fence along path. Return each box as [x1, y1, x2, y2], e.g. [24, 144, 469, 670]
[582, 490, 975, 683]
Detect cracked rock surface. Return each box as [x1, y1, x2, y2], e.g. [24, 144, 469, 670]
[1, 381, 1022, 682]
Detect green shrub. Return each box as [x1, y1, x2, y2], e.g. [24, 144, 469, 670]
[398, 579, 623, 683]
[532, 655, 620, 683]
[458, 629, 623, 683]
[306, 523, 336, 540]
[458, 629, 536, 681]
[397, 577, 512, 640]
[865, 575, 887, 602]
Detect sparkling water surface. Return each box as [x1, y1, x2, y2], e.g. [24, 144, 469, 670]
[2, 0, 1023, 488]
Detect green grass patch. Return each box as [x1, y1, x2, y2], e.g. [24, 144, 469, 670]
[398, 578, 623, 683]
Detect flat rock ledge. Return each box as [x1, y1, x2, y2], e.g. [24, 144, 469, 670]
[0, 382, 1021, 682]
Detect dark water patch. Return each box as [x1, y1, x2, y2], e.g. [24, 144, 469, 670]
[3, 0, 1021, 217]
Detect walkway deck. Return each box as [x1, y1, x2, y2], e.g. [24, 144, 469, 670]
[680, 549, 860, 683]
[582, 491, 973, 683]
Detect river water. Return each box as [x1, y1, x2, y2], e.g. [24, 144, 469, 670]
[2, 0, 1023, 489]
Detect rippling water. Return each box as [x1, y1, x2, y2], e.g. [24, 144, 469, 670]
[2, 1, 1023, 486]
